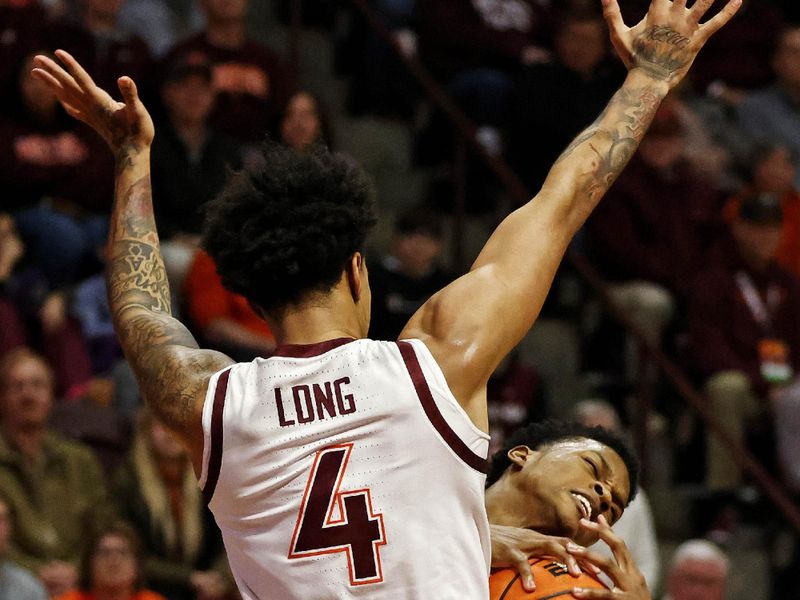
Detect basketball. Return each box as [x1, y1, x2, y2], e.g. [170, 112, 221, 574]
[489, 557, 607, 599]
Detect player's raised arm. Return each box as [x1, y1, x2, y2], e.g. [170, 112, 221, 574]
[31, 51, 233, 468]
[401, 0, 741, 429]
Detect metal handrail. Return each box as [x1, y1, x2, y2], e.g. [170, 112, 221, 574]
[340, 0, 800, 533]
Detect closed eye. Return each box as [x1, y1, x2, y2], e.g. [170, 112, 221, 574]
[583, 457, 599, 478]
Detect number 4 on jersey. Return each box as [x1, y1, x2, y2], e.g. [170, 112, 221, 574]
[288, 444, 387, 585]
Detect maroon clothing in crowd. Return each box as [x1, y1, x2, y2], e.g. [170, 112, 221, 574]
[418, 0, 552, 79]
[0, 113, 113, 212]
[165, 34, 293, 143]
[688, 237, 800, 395]
[586, 156, 721, 299]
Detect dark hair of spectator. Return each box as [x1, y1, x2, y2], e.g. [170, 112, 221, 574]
[278, 90, 336, 151]
[202, 141, 377, 315]
[78, 521, 145, 591]
[485, 419, 639, 504]
[0, 347, 53, 391]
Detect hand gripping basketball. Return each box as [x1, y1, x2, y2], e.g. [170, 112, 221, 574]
[565, 516, 651, 600]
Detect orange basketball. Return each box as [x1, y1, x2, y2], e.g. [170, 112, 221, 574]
[489, 557, 606, 599]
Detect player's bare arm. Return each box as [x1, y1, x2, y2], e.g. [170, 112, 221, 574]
[401, 0, 741, 430]
[31, 50, 233, 468]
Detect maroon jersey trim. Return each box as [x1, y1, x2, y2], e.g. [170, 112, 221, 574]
[397, 341, 488, 474]
[203, 368, 231, 505]
[273, 337, 356, 358]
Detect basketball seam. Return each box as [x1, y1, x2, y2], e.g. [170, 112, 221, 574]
[498, 573, 520, 600]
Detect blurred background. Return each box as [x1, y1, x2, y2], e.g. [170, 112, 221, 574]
[1, 0, 800, 598]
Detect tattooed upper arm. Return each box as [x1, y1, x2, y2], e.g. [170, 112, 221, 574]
[116, 309, 234, 440]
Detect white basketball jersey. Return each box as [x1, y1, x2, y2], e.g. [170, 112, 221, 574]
[198, 337, 491, 600]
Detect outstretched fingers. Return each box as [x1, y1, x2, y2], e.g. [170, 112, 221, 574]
[32, 55, 82, 99]
[698, 0, 743, 39]
[54, 49, 98, 93]
[601, 0, 627, 35]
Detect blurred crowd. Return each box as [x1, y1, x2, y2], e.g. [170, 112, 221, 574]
[1, 0, 800, 598]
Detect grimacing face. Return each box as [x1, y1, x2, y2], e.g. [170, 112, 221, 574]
[505, 438, 630, 546]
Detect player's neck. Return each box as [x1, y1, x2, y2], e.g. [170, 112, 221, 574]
[270, 295, 366, 347]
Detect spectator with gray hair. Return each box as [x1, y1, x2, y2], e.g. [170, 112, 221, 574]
[663, 539, 728, 600]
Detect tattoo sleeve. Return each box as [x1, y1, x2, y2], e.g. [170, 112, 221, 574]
[108, 148, 232, 434]
[550, 70, 667, 215]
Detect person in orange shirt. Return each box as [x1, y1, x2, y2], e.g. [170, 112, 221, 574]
[182, 250, 275, 362]
[56, 522, 166, 600]
[724, 143, 800, 279]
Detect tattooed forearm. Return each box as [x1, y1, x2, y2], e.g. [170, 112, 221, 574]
[108, 173, 172, 317]
[631, 26, 692, 81]
[552, 79, 663, 211]
[108, 240, 171, 314]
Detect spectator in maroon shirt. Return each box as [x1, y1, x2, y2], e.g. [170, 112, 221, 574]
[0, 52, 112, 286]
[688, 193, 800, 490]
[164, 0, 294, 145]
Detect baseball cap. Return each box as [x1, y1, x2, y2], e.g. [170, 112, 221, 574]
[162, 54, 213, 85]
[738, 192, 783, 225]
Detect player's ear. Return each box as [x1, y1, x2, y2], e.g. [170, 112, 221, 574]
[507, 445, 535, 468]
[346, 252, 365, 302]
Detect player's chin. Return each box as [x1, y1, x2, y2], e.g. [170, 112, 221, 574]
[561, 507, 597, 547]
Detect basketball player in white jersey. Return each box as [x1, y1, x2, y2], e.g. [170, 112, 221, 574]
[32, 0, 739, 597]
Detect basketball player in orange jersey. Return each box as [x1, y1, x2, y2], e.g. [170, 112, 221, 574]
[32, 0, 739, 597]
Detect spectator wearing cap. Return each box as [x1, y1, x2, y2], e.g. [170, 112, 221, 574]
[368, 206, 452, 341]
[688, 192, 800, 490]
[151, 55, 242, 293]
[163, 0, 294, 145]
[724, 143, 800, 279]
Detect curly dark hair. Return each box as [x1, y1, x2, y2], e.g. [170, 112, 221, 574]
[486, 419, 639, 505]
[202, 142, 377, 314]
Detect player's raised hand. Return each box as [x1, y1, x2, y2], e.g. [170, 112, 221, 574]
[565, 516, 650, 599]
[490, 524, 584, 592]
[602, 0, 742, 88]
[31, 49, 153, 153]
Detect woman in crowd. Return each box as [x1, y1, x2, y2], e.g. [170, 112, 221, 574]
[56, 522, 166, 600]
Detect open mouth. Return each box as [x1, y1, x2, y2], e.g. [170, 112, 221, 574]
[571, 492, 593, 520]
